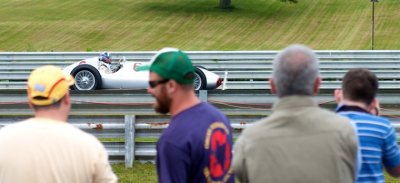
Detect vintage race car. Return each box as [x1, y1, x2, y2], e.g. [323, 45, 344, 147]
[63, 56, 223, 91]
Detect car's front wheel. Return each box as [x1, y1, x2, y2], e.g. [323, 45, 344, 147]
[73, 69, 100, 90]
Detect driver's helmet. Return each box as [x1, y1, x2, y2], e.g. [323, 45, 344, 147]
[99, 52, 112, 64]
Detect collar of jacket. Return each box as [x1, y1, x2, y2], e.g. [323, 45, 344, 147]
[272, 95, 318, 111]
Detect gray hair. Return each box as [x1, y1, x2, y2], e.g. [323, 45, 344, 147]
[272, 44, 320, 97]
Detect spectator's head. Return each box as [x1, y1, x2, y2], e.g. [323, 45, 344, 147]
[27, 65, 74, 111]
[271, 44, 320, 97]
[100, 52, 112, 64]
[138, 48, 195, 114]
[341, 68, 378, 105]
[146, 48, 195, 85]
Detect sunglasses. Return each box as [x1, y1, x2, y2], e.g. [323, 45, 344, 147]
[149, 79, 169, 88]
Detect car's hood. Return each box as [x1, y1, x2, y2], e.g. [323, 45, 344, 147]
[63, 57, 98, 75]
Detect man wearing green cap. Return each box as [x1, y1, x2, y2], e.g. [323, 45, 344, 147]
[143, 48, 234, 183]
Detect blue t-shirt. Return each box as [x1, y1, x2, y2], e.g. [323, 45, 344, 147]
[337, 105, 400, 183]
[156, 102, 235, 183]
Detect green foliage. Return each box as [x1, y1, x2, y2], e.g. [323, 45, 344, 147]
[0, 0, 399, 51]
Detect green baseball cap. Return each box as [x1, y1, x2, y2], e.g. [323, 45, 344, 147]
[137, 48, 195, 84]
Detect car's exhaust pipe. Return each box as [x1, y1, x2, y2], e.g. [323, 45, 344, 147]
[216, 70, 228, 90]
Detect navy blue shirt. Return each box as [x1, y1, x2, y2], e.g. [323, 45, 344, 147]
[156, 102, 234, 183]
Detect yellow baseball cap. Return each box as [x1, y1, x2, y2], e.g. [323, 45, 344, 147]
[27, 65, 75, 106]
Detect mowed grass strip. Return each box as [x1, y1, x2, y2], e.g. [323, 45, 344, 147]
[99, 137, 157, 142]
[112, 163, 400, 183]
[1, 0, 399, 51]
[113, 162, 157, 183]
[108, 137, 400, 182]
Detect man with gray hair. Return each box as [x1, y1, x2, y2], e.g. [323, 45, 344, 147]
[232, 44, 359, 183]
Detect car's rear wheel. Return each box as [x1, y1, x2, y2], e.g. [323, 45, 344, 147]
[73, 69, 100, 90]
[194, 68, 206, 90]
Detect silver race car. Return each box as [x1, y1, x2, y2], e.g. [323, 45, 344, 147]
[63, 56, 223, 91]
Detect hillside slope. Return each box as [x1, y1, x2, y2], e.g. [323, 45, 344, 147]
[0, 0, 399, 51]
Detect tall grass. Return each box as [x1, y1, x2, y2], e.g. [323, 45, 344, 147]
[0, 0, 399, 51]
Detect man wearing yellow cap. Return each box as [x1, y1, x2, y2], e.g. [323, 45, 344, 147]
[0, 65, 117, 183]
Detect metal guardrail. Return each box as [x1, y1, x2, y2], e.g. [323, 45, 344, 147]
[1, 51, 400, 166]
[0, 90, 270, 166]
[1, 89, 400, 167]
[1, 51, 400, 89]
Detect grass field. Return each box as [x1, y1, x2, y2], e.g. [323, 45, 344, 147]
[1, 0, 400, 51]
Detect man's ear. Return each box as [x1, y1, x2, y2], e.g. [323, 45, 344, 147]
[63, 92, 70, 105]
[313, 77, 321, 95]
[28, 101, 34, 111]
[334, 89, 343, 103]
[269, 79, 276, 94]
[166, 80, 176, 95]
[368, 99, 380, 116]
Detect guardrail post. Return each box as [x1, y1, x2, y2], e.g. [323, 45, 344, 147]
[199, 90, 208, 102]
[124, 115, 135, 168]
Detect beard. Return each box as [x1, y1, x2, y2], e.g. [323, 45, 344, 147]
[154, 85, 171, 114]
